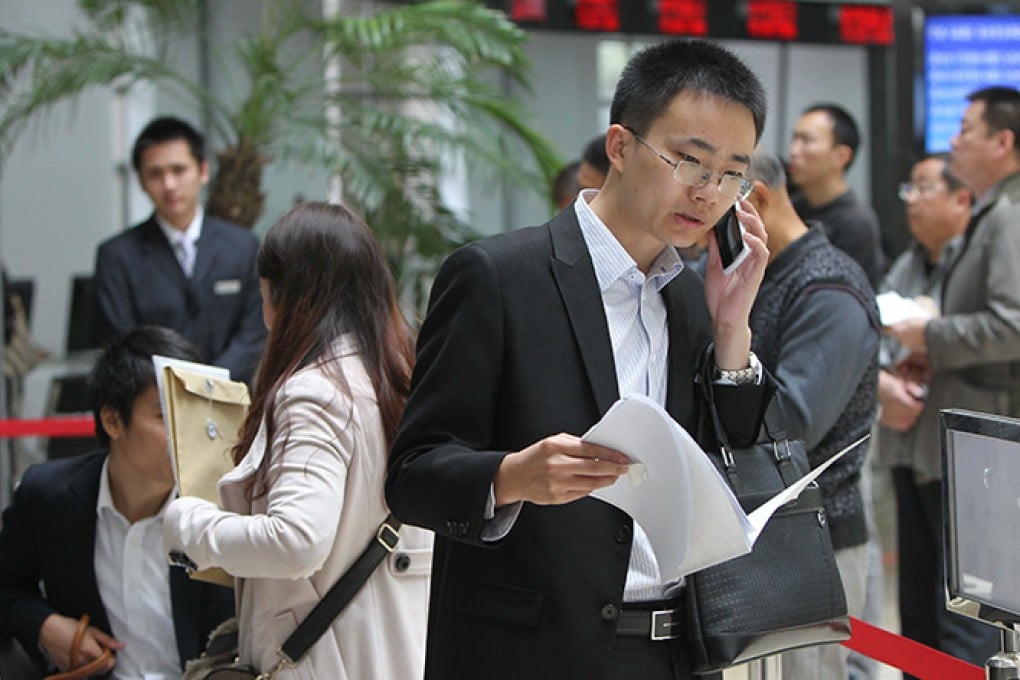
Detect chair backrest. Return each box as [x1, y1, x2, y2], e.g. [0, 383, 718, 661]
[65, 275, 99, 354]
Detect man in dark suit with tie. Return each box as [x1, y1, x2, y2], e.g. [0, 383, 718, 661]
[94, 116, 265, 384]
[386, 39, 774, 680]
[0, 326, 233, 677]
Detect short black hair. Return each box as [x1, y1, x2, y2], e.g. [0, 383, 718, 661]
[551, 159, 581, 208]
[131, 116, 206, 174]
[967, 86, 1020, 152]
[609, 39, 766, 144]
[88, 326, 201, 445]
[802, 103, 860, 169]
[581, 135, 610, 177]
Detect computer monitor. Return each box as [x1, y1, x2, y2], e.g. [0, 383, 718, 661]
[942, 408, 1020, 629]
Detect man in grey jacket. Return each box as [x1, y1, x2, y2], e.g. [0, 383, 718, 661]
[887, 85, 1020, 675]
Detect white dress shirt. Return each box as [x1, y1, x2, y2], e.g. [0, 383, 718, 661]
[94, 459, 181, 680]
[575, 189, 685, 601]
[156, 209, 203, 278]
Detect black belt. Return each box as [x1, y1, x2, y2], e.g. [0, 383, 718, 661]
[616, 600, 684, 641]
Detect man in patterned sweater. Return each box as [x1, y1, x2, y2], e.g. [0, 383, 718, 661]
[744, 149, 880, 680]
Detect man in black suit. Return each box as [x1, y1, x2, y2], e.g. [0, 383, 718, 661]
[0, 326, 233, 677]
[94, 116, 265, 384]
[386, 40, 773, 680]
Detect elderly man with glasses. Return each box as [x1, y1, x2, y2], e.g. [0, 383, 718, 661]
[881, 153, 1001, 674]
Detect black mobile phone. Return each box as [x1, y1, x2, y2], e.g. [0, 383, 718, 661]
[712, 205, 749, 274]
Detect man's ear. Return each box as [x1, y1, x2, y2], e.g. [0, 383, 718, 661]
[747, 180, 770, 213]
[832, 144, 854, 171]
[100, 405, 123, 441]
[605, 124, 629, 173]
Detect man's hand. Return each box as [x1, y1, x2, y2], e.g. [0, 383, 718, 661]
[704, 198, 769, 368]
[493, 433, 630, 507]
[38, 613, 122, 674]
[878, 370, 925, 432]
[886, 316, 929, 354]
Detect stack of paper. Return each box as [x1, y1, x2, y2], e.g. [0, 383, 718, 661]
[585, 395, 859, 578]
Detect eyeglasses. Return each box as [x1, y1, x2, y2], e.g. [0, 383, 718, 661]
[624, 126, 754, 201]
[897, 182, 945, 201]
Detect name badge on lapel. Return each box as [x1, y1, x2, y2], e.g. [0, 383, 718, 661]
[213, 279, 242, 295]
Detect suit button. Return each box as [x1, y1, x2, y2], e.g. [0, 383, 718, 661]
[600, 604, 620, 621]
[394, 553, 411, 572]
[614, 525, 632, 544]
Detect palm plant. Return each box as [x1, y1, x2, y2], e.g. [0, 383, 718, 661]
[0, 0, 561, 311]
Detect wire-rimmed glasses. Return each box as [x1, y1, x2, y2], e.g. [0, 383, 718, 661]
[624, 126, 754, 201]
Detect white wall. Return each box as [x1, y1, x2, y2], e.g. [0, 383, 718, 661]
[0, 0, 118, 355]
[0, 3, 873, 355]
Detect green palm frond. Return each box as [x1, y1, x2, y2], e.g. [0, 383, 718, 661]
[0, 30, 205, 159]
[0, 0, 561, 316]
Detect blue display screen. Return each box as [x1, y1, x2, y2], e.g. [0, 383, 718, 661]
[924, 15, 1020, 153]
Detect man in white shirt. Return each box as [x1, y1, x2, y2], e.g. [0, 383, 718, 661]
[0, 326, 233, 678]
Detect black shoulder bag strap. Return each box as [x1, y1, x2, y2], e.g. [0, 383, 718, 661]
[273, 514, 402, 670]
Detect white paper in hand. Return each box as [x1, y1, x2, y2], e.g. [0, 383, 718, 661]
[585, 395, 864, 578]
[876, 292, 933, 326]
[585, 395, 694, 578]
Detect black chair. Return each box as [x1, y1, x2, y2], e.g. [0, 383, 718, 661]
[46, 275, 100, 460]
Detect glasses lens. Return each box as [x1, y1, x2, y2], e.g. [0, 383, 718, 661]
[719, 175, 754, 200]
[897, 183, 913, 201]
[673, 160, 711, 188]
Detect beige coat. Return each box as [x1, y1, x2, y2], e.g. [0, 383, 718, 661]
[165, 336, 432, 679]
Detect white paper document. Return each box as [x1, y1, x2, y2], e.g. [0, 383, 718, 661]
[876, 291, 933, 326]
[584, 395, 863, 578]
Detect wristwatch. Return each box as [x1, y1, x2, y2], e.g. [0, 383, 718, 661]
[713, 351, 761, 385]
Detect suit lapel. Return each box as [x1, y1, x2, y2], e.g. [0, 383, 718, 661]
[662, 281, 697, 421]
[548, 212, 619, 416]
[59, 453, 111, 633]
[190, 216, 221, 285]
[140, 217, 189, 284]
[169, 566, 202, 665]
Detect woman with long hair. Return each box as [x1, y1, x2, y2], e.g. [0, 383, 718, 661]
[164, 201, 432, 679]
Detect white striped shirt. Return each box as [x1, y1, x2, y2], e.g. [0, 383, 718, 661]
[575, 190, 684, 601]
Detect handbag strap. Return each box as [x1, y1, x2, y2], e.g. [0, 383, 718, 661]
[275, 514, 402, 669]
[699, 344, 800, 490]
[43, 614, 114, 680]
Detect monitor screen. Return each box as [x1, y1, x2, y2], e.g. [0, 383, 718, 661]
[923, 13, 1020, 153]
[942, 408, 1020, 626]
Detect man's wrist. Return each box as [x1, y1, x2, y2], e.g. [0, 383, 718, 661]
[713, 351, 761, 385]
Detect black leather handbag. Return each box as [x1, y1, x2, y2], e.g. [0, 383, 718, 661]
[684, 372, 851, 674]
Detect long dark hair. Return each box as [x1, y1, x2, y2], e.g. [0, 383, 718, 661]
[234, 201, 414, 498]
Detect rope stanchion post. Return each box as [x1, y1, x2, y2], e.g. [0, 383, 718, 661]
[986, 628, 1020, 680]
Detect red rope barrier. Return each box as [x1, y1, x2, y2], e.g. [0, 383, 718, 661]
[843, 616, 985, 679]
[0, 416, 94, 438]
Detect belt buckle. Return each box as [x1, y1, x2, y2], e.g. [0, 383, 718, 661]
[650, 609, 679, 641]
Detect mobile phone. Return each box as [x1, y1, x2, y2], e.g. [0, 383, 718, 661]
[712, 205, 749, 275]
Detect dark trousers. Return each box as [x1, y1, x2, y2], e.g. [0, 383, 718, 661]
[892, 467, 999, 678]
[605, 628, 719, 680]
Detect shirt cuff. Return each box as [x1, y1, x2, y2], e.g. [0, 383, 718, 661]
[481, 483, 522, 542]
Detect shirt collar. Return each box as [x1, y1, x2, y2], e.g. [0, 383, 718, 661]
[155, 207, 204, 247]
[573, 189, 683, 293]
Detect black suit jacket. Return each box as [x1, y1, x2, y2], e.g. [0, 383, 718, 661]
[0, 451, 233, 674]
[386, 209, 771, 680]
[94, 214, 266, 383]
